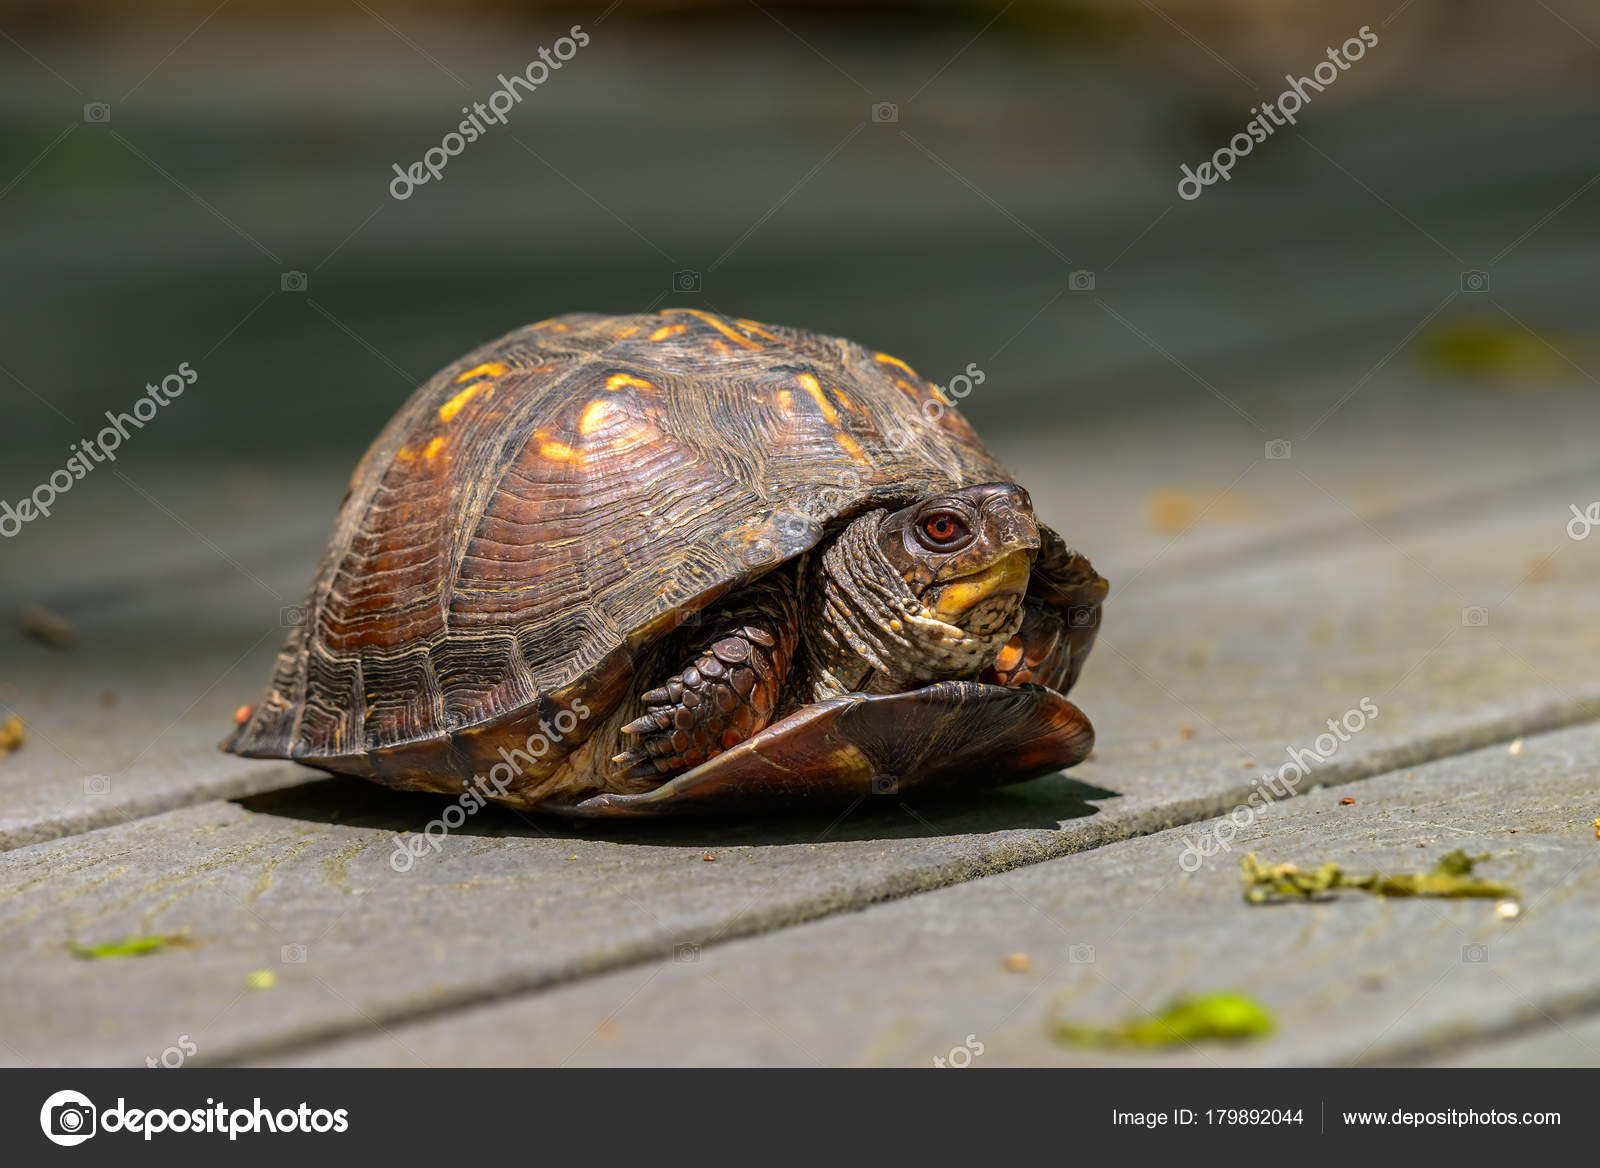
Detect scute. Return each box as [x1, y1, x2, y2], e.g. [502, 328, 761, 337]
[227, 310, 1014, 773]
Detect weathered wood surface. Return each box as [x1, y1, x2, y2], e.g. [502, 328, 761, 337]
[1, 484, 1594, 1067]
[279, 720, 1600, 1068]
[0, 474, 344, 850]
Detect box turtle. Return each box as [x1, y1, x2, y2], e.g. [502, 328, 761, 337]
[225, 310, 1108, 816]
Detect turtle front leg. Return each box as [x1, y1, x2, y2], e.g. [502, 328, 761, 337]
[611, 579, 798, 781]
[981, 600, 1074, 691]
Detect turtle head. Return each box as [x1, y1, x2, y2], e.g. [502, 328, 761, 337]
[878, 482, 1038, 637]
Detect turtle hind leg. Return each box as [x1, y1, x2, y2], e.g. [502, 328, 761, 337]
[610, 578, 798, 782]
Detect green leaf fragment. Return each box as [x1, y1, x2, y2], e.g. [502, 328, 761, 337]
[1242, 849, 1519, 903]
[67, 931, 192, 960]
[1052, 992, 1275, 1048]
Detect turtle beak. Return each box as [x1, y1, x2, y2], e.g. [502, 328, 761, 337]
[978, 484, 1041, 558]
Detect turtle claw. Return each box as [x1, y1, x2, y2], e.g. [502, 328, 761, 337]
[621, 711, 669, 737]
[610, 748, 670, 782]
[610, 618, 789, 784]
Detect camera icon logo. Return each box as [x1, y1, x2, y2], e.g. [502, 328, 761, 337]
[674, 942, 700, 963]
[1461, 606, 1489, 627]
[1462, 943, 1489, 964]
[83, 102, 111, 123]
[1459, 270, 1491, 293]
[1068, 269, 1096, 292]
[280, 270, 308, 293]
[40, 1089, 97, 1146]
[84, 774, 111, 796]
[280, 605, 306, 627]
[772, 511, 816, 541]
[1068, 943, 1096, 964]
[671, 269, 702, 293]
[871, 773, 899, 795]
[871, 102, 899, 123]
[281, 943, 308, 964]
[1066, 605, 1099, 629]
[1265, 439, 1292, 460]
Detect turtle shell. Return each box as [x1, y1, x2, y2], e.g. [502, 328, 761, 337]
[227, 309, 1025, 790]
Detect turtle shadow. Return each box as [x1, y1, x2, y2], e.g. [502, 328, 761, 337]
[232, 771, 1120, 847]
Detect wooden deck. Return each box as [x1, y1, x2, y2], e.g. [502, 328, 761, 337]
[2, 10, 1598, 1067]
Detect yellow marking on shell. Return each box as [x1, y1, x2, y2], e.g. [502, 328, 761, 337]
[394, 445, 416, 463]
[831, 389, 861, 414]
[736, 318, 780, 341]
[454, 361, 507, 384]
[875, 352, 918, 377]
[777, 389, 793, 410]
[538, 436, 579, 463]
[649, 323, 687, 342]
[422, 436, 447, 461]
[614, 325, 640, 338]
[893, 377, 921, 398]
[796, 373, 868, 463]
[579, 399, 613, 435]
[439, 382, 490, 422]
[606, 373, 654, 392]
[664, 308, 764, 351]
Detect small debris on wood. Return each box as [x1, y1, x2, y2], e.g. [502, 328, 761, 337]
[17, 603, 75, 648]
[1142, 489, 1254, 536]
[1592, 818, 1599, 840]
[1495, 900, 1521, 920]
[0, 714, 24, 758]
[245, 970, 277, 990]
[1340, 796, 1356, 806]
[1239, 758, 1256, 769]
[1242, 849, 1519, 904]
[68, 929, 193, 960]
[1051, 992, 1274, 1048]
[233, 704, 254, 726]
[98, 690, 116, 708]
[1177, 725, 1196, 741]
[1521, 556, 1554, 584]
[1507, 738, 1524, 757]
[1001, 951, 1031, 973]
[701, 853, 716, 862]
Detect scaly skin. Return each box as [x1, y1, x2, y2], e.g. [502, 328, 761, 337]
[612, 577, 797, 780]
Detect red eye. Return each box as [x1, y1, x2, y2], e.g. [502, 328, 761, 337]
[921, 512, 967, 545]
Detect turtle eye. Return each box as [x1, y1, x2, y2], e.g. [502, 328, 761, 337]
[918, 511, 969, 548]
